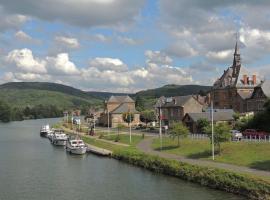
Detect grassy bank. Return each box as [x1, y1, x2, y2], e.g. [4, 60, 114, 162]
[152, 138, 270, 171]
[113, 149, 270, 200]
[102, 134, 145, 146]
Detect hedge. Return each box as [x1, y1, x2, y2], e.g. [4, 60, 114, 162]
[113, 149, 270, 200]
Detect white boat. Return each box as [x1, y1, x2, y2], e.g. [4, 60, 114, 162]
[40, 124, 50, 137]
[66, 136, 87, 155]
[51, 129, 68, 146]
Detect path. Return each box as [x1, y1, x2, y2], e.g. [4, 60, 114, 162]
[137, 137, 270, 179]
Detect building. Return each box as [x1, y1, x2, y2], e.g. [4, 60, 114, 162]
[211, 40, 269, 113]
[155, 95, 204, 127]
[182, 110, 235, 133]
[99, 95, 140, 128]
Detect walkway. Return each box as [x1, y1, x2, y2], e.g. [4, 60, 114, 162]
[137, 137, 270, 179]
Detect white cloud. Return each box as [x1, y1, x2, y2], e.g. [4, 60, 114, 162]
[145, 50, 172, 65]
[0, 6, 28, 31]
[89, 57, 128, 72]
[117, 36, 139, 45]
[6, 48, 47, 74]
[46, 53, 80, 75]
[0, 0, 145, 28]
[15, 30, 32, 41]
[55, 36, 80, 49]
[206, 50, 233, 64]
[93, 34, 111, 43]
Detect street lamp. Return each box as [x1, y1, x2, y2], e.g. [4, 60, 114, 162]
[158, 100, 163, 151]
[211, 100, 215, 161]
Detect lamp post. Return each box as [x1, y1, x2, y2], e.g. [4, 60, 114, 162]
[159, 101, 163, 151]
[129, 112, 132, 144]
[211, 100, 215, 161]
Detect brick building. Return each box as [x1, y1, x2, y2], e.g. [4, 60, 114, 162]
[211, 41, 269, 113]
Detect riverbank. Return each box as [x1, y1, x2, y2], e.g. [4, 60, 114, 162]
[60, 124, 270, 199]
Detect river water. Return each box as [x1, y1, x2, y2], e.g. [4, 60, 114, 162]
[0, 118, 243, 200]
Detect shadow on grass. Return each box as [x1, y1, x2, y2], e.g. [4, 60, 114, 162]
[187, 150, 212, 159]
[249, 160, 270, 171]
[154, 145, 179, 151]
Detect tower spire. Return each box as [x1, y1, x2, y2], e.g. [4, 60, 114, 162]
[232, 32, 241, 77]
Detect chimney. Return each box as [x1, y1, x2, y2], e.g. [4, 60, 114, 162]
[252, 75, 257, 85]
[243, 75, 248, 85]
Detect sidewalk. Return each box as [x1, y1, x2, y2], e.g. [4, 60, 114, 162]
[137, 137, 270, 179]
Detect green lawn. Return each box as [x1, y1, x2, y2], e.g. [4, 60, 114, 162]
[102, 134, 146, 146]
[152, 137, 270, 171]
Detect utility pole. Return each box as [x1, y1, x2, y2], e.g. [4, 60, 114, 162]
[129, 110, 132, 144]
[159, 101, 163, 151]
[211, 100, 215, 161]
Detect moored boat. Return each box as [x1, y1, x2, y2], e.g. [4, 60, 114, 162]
[40, 124, 50, 137]
[51, 129, 68, 146]
[66, 136, 87, 155]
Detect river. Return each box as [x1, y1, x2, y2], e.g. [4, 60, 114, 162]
[0, 118, 243, 200]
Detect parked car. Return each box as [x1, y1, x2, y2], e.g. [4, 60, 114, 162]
[230, 130, 243, 141]
[242, 129, 269, 139]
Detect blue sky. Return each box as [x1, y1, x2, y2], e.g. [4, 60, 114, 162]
[0, 0, 270, 92]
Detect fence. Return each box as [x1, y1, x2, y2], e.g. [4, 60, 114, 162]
[189, 134, 209, 140]
[188, 133, 270, 143]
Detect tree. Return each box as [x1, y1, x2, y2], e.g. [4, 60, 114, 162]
[169, 122, 189, 147]
[140, 110, 156, 127]
[197, 118, 210, 134]
[0, 100, 11, 122]
[122, 112, 134, 125]
[204, 123, 231, 155]
[135, 96, 145, 111]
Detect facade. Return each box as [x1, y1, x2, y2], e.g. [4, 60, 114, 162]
[99, 95, 140, 128]
[182, 110, 235, 133]
[211, 41, 269, 113]
[155, 95, 204, 127]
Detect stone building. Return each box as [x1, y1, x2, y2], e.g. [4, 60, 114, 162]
[182, 110, 235, 133]
[211, 41, 269, 113]
[155, 95, 204, 127]
[99, 95, 140, 128]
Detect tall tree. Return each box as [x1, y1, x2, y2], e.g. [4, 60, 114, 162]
[0, 100, 11, 122]
[169, 122, 189, 147]
[204, 123, 231, 155]
[197, 118, 210, 134]
[140, 110, 156, 127]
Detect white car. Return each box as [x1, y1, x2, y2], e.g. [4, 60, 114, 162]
[231, 130, 243, 141]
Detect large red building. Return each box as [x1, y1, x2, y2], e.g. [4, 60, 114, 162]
[211, 41, 268, 113]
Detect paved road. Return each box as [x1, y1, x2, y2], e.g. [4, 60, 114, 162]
[137, 137, 270, 179]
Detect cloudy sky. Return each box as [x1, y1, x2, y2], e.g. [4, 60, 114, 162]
[0, 0, 270, 92]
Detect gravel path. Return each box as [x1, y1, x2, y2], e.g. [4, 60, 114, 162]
[137, 137, 270, 179]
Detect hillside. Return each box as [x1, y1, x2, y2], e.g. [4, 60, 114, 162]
[0, 82, 211, 111]
[135, 84, 211, 98]
[134, 84, 211, 109]
[0, 82, 102, 110]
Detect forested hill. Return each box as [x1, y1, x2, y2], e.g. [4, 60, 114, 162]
[0, 82, 96, 100]
[135, 84, 211, 98]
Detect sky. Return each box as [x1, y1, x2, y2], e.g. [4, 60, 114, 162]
[0, 0, 270, 92]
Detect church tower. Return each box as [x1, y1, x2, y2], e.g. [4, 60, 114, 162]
[232, 39, 241, 78]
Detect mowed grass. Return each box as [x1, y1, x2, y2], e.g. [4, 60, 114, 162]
[82, 136, 126, 152]
[152, 137, 270, 171]
[102, 134, 146, 146]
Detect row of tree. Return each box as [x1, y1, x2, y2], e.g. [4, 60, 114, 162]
[0, 100, 63, 122]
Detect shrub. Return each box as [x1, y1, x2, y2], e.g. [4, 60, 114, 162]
[113, 149, 270, 200]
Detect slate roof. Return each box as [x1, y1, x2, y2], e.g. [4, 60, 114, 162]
[185, 110, 234, 122]
[107, 95, 134, 103]
[110, 103, 139, 114]
[155, 95, 196, 108]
